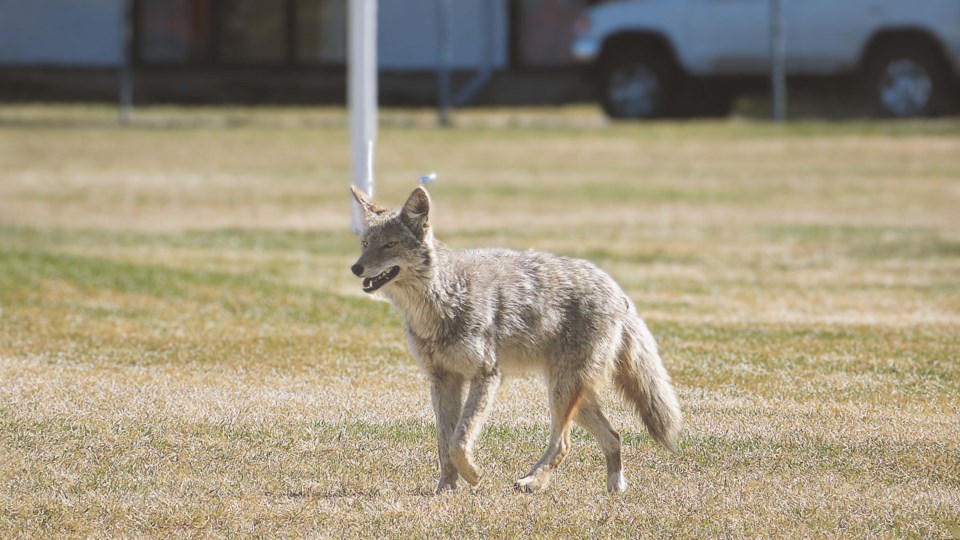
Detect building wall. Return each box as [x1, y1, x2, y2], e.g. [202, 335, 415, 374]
[0, 0, 507, 70]
[379, 0, 507, 70]
[0, 0, 123, 66]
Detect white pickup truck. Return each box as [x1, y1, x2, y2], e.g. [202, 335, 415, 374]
[572, 0, 960, 118]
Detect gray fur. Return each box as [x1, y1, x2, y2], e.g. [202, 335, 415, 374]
[351, 186, 682, 493]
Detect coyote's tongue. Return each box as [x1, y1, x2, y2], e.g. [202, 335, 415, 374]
[362, 266, 400, 293]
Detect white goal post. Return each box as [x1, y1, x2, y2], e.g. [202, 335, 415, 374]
[349, 0, 378, 233]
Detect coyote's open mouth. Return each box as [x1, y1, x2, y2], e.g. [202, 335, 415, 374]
[362, 266, 400, 293]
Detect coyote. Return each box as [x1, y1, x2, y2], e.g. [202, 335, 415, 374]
[350, 186, 681, 493]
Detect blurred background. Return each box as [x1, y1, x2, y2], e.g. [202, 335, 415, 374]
[2, 0, 957, 117]
[2, 0, 581, 106]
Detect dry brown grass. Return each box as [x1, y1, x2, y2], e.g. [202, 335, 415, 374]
[0, 105, 958, 538]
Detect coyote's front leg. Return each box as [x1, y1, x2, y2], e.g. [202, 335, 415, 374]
[429, 370, 466, 492]
[448, 367, 502, 487]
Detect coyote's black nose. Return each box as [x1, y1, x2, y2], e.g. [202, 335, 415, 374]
[351, 264, 364, 277]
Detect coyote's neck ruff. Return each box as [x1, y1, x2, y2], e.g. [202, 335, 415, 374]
[350, 186, 681, 494]
[379, 246, 454, 340]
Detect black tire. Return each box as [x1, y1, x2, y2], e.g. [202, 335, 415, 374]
[864, 43, 956, 117]
[599, 50, 677, 120]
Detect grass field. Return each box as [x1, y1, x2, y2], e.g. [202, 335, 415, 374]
[1, 105, 958, 538]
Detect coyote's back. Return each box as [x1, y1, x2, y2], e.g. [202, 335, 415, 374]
[350, 185, 681, 493]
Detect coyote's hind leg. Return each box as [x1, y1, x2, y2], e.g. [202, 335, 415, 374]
[574, 393, 626, 493]
[515, 381, 583, 493]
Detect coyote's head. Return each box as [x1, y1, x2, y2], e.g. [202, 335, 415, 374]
[349, 186, 434, 294]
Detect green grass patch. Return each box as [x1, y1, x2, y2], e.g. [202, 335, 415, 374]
[0, 106, 957, 538]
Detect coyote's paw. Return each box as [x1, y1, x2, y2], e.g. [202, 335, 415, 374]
[435, 478, 458, 493]
[607, 472, 627, 493]
[513, 475, 549, 493]
[457, 466, 483, 486]
[449, 445, 483, 486]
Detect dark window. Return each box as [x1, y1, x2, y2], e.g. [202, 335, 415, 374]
[516, 0, 588, 67]
[135, 0, 346, 66]
[138, 0, 213, 64]
[219, 0, 286, 64]
[296, 0, 346, 64]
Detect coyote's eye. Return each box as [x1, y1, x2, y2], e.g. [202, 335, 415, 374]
[384, 241, 398, 248]
[362, 240, 369, 248]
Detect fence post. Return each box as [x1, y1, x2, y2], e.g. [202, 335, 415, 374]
[436, 0, 453, 126]
[770, 0, 787, 122]
[119, 0, 134, 125]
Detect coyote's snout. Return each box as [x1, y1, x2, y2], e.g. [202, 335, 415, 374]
[350, 185, 681, 493]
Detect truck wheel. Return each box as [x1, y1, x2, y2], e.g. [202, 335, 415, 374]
[600, 51, 676, 119]
[865, 44, 955, 117]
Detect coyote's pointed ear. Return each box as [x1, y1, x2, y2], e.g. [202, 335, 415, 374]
[350, 185, 386, 231]
[401, 186, 431, 238]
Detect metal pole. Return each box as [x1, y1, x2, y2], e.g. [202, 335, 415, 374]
[453, 0, 497, 107]
[770, 0, 787, 122]
[436, 0, 452, 126]
[119, 0, 134, 125]
[349, 0, 378, 233]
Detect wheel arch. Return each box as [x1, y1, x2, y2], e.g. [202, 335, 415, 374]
[859, 28, 954, 74]
[596, 31, 683, 73]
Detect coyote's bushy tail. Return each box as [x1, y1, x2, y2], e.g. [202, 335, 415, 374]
[615, 316, 682, 452]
